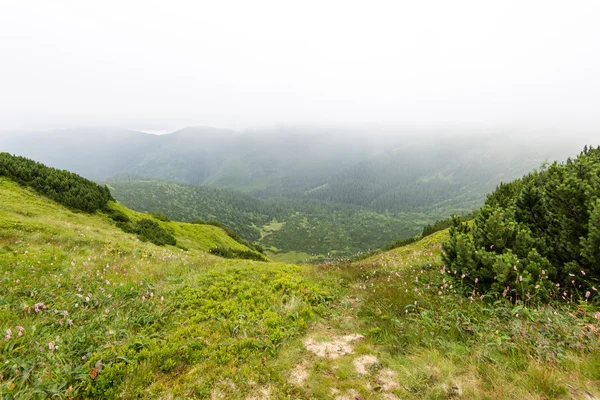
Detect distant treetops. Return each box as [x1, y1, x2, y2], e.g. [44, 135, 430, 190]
[0, 152, 113, 212]
[444, 145, 600, 302]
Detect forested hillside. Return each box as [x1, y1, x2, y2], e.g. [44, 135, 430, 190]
[108, 181, 430, 261]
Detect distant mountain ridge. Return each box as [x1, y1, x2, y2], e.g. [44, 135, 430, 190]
[1, 125, 596, 214]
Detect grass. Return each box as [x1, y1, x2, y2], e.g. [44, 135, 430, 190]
[1, 177, 599, 399]
[298, 229, 600, 399]
[0, 178, 335, 398]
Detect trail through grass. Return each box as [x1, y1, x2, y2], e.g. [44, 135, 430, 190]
[1, 178, 599, 399]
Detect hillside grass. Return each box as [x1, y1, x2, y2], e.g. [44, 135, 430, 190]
[1, 177, 599, 399]
[297, 229, 599, 399]
[0, 178, 335, 398]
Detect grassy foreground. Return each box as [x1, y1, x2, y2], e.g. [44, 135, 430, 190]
[1, 177, 599, 399]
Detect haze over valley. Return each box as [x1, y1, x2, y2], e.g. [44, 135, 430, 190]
[2, 126, 595, 261]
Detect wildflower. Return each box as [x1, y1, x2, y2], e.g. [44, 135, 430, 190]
[519, 276, 523, 282]
[68, 319, 73, 327]
[596, 312, 600, 319]
[581, 270, 586, 275]
[461, 274, 465, 279]
[585, 291, 591, 299]
[513, 265, 517, 271]
[16, 326, 24, 336]
[475, 278, 478, 284]
[535, 285, 540, 289]
[48, 341, 55, 351]
[5, 329, 12, 340]
[569, 273, 575, 277]
[15, 279, 20, 284]
[541, 270, 545, 275]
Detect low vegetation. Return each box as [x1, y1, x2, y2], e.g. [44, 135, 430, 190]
[0, 178, 331, 398]
[1, 149, 599, 398]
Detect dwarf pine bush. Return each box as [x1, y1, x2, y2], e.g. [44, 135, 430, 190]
[443, 145, 600, 302]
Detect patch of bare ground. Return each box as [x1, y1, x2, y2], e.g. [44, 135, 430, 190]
[303, 333, 364, 359]
[376, 368, 399, 391]
[245, 386, 271, 400]
[288, 359, 310, 386]
[353, 354, 378, 375]
[332, 388, 361, 400]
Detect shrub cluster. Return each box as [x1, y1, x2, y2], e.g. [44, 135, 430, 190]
[0, 152, 113, 212]
[443, 145, 600, 302]
[117, 218, 176, 246]
[208, 245, 267, 261]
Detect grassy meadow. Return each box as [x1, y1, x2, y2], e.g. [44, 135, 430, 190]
[1, 177, 599, 399]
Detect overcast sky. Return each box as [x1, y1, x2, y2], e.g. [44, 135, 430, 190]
[1, 0, 599, 132]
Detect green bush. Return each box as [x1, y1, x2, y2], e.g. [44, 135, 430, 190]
[134, 219, 176, 246]
[209, 245, 267, 261]
[106, 208, 130, 223]
[443, 145, 600, 302]
[149, 212, 170, 222]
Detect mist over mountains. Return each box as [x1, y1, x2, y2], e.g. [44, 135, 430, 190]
[2, 125, 596, 260]
[1, 126, 593, 206]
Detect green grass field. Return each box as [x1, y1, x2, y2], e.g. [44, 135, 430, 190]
[1, 177, 599, 399]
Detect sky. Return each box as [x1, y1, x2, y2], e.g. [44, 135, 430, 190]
[1, 0, 599, 132]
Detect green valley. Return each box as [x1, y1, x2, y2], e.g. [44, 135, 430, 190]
[107, 180, 431, 262]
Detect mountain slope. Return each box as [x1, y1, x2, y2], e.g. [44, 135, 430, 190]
[0, 176, 334, 398]
[2, 182, 597, 398]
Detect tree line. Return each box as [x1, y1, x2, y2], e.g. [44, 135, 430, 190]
[0, 152, 113, 212]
